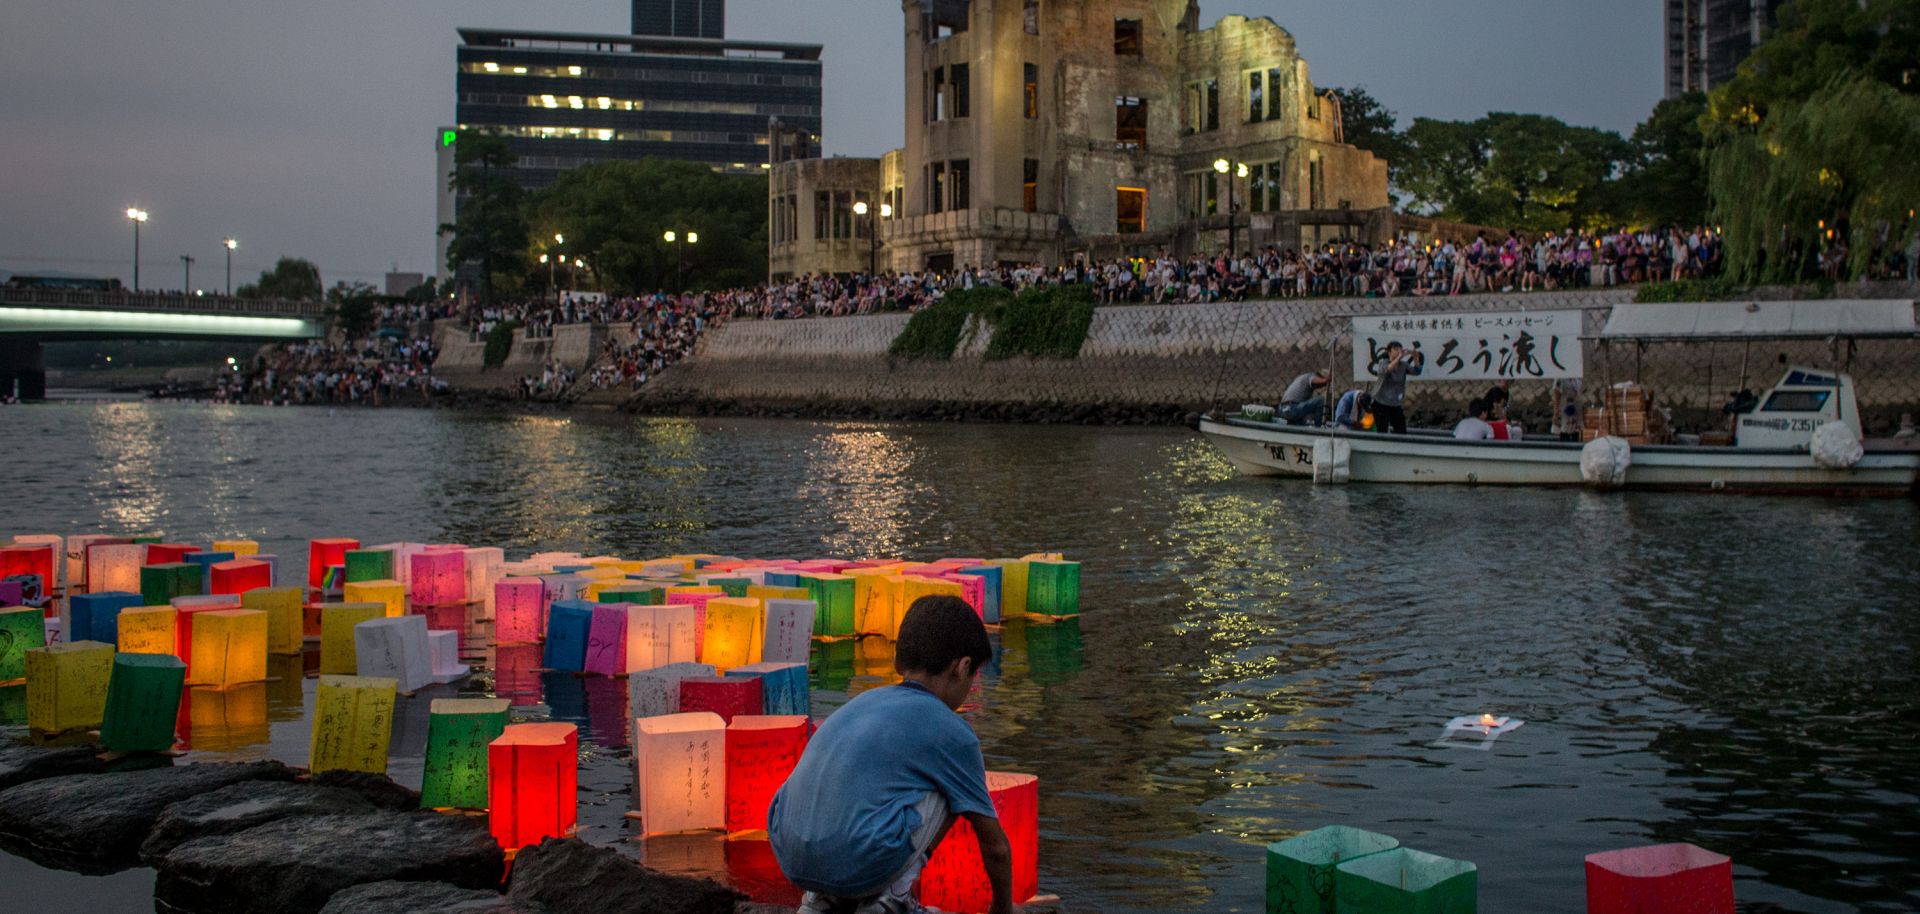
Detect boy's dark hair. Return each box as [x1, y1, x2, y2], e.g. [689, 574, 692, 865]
[1484, 385, 1510, 406]
[895, 595, 992, 675]
[1469, 398, 1489, 418]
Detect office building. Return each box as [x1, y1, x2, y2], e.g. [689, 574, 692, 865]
[633, 0, 724, 39]
[1665, 0, 1785, 97]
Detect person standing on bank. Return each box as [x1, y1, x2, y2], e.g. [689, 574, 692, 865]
[1369, 342, 1423, 434]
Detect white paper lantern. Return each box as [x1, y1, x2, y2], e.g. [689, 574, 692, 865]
[629, 661, 717, 719]
[354, 614, 435, 693]
[633, 711, 726, 836]
[623, 604, 698, 674]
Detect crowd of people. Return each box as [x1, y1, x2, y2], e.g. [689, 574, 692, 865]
[228, 304, 445, 405]
[1273, 342, 1590, 442]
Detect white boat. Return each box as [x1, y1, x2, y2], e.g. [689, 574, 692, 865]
[1199, 300, 1920, 496]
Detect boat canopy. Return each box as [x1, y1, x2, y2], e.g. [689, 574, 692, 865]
[1598, 300, 1919, 342]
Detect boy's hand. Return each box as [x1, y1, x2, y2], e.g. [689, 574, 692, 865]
[964, 812, 1016, 914]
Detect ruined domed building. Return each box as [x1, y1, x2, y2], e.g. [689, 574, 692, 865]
[769, 0, 1391, 278]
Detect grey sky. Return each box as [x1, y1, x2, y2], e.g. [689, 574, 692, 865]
[0, 0, 1661, 289]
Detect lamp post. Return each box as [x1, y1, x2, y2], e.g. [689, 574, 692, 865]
[853, 201, 875, 275]
[540, 253, 553, 301]
[1212, 158, 1249, 255]
[181, 255, 195, 294]
[223, 238, 237, 296]
[126, 208, 149, 291]
[664, 230, 698, 291]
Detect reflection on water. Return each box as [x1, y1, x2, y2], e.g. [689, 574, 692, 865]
[2, 402, 1917, 914]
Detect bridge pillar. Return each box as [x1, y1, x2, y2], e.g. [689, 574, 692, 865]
[0, 338, 46, 401]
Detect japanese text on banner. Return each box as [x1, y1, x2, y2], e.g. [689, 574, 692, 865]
[1351, 310, 1585, 382]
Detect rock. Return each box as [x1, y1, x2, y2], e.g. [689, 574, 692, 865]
[141, 780, 380, 863]
[507, 837, 741, 914]
[318, 880, 545, 914]
[0, 760, 294, 874]
[307, 769, 422, 811]
[0, 741, 107, 792]
[735, 904, 796, 914]
[155, 811, 504, 914]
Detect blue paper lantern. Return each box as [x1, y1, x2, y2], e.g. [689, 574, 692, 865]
[71, 591, 143, 644]
[543, 599, 594, 672]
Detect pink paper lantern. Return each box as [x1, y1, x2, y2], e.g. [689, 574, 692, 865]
[495, 579, 547, 644]
[1586, 843, 1733, 914]
[583, 604, 628, 676]
[410, 549, 467, 606]
[939, 574, 987, 618]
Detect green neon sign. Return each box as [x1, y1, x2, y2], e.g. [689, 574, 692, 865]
[442, 129, 458, 148]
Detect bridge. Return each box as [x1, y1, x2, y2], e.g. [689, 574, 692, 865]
[1, 288, 329, 399]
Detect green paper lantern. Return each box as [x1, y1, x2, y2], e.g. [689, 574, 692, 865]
[1267, 825, 1400, 914]
[0, 605, 47, 681]
[140, 562, 203, 607]
[1026, 560, 1081, 617]
[420, 697, 512, 809]
[0, 683, 24, 725]
[1335, 847, 1477, 914]
[803, 574, 857, 638]
[343, 549, 395, 584]
[708, 577, 751, 598]
[600, 587, 664, 606]
[101, 653, 187, 753]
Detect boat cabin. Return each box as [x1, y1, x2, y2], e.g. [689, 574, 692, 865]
[1734, 367, 1862, 449]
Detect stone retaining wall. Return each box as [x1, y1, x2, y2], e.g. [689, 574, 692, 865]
[433, 323, 603, 390]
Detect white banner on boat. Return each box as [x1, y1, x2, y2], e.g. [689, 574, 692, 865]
[1352, 310, 1585, 382]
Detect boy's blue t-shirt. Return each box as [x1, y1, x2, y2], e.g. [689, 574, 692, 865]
[768, 681, 996, 897]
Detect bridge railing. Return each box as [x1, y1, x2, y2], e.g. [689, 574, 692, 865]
[0, 287, 330, 319]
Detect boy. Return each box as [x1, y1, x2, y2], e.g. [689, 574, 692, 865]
[770, 596, 1015, 914]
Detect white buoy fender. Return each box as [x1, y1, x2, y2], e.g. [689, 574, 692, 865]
[1312, 437, 1351, 485]
[1580, 436, 1632, 488]
[1811, 422, 1864, 469]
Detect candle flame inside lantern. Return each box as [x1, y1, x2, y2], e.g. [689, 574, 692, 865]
[1480, 714, 1498, 729]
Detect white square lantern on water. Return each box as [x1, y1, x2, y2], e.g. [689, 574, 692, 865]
[633, 711, 726, 836]
[88, 544, 145, 596]
[371, 542, 426, 589]
[462, 547, 505, 618]
[761, 599, 816, 665]
[629, 661, 717, 719]
[354, 615, 435, 694]
[624, 604, 698, 674]
[427, 629, 468, 684]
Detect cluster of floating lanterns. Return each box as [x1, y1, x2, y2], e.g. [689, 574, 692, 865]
[1, 532, 1072, 913]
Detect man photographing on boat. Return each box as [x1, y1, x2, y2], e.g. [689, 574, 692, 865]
[1369, 342, 1423, 434]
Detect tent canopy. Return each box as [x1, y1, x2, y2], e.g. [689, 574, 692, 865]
[1598, 300, 1919, 341]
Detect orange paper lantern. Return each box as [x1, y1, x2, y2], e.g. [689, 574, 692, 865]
[724, 715, 809, 834]
[489, 722, 579, 852]
[918, 772, 1040, 913]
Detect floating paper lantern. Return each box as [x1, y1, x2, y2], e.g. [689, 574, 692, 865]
[1336, 847, 1478, 914]
[920, 772, 1041, 912]
[173, 600, 239, 673]
[0, 580, 20, 609]
[85, 542, 144, 596]
[319, 602, 386, 675]
[940, 573, 987, 619]
[633, 711, 726, 836]
[543, 600, 594, 672]
[1026, 560, 1080, 619]
[596, 584, 664, 605]
[956, 566, 1003, 624]
[762, 572, 801, 589]
[210, 558, 272, 596]
[184, 551, 234, 591]
[145, 543, 202, 565]
[624, 605, 699, 674]
[988, 559, 1030, 618]
[667, 588, 723, 655]
[489, 722, 580, 852]
[100, 652, 186, 753]
[239, 586, 305, 654]
[420, 697, 511, 809]
[1585, 843, 1733, 914]
[725, 662, 809, 717]
[581, 604, 629, 676]
[701, 598, 764, 672]
[0, 605, 48, 680]
[678, 676, 761, 723]
[898, 577, 965, 632]
[67, 535, 120, 591]
[307, 538, 360, 590]
[541, 573, 592, 606]
[799, 574, 856, 638]
[761, 599, 815, 665]
[724, 715, 809, 833]
[355, 614, 435, 693]
[187, 609, 269, 688]
[630, 662, 718, 717]
[494, 579, 547, 644]
[462, 547, 505, 617]
[427, 630, 468, 683]
[746, 585, 808, 604]
[343, 579, 406, 618]
[411, 550, 467, 606]
[71, 591, 142, 644]
[309, 674, 398, 773]
[1265, 825, 1401, 914]
[369, 542, 425, 588]
[0, 544, 56, 597]
[845, 569, 900, 636]
[343, 548, 394, 583]
[212, 539, 259, 557]
[117, 605, 177, 655]
[141, 562, 203, 607]
[23, 641, 114, 734]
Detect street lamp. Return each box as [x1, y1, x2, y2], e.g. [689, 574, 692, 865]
[223, 238, 237, 296]
[126, 208, 149, 291]
[664, 229, 698, 291]
[1213, 158, 1250, 255]
[181, 255, 195, 293]
[540, 253, 553, 300]
[853, 201, 876, 276]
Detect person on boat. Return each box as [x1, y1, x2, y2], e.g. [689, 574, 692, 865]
[1333, 389, 1374, 430]
[1279, 371, 1329, 425]
[1368, 342, 1423, 434]
[1454, 399, 1496, 440]
[1482, 385, 1512, 440]
[1550, 378, 1584, 441]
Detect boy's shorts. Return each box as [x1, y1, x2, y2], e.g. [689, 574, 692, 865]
[801, 791, 950, 914]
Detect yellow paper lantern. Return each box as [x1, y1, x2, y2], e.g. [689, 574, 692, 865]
[310, 674, 398, 774]
[895, 576, 964, 638]
[212, 539, 260, 557]
[343, 579, 406, 618]
[25, 641, 115, 735]
[745, 585, 809, 603]
[700, 598, 765, 672]
[320, 602, 385, 675]
[240, 586, 306, 655]
[988, 559, 1031, 618]
[847, 569, 903, 636]
[117, 605, 179, 655]
[186, 609, 269, 689]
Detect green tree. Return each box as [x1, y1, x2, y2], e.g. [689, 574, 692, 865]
[1330, 86, 1409, 187]
[1399, 114, 1629, 231]
[1616, 93, 1711, 228]
[528, 159, 768, 294]
[235, 257, 322, 301]
[440, 131, 530, 302]
[326, 281, 380, 337]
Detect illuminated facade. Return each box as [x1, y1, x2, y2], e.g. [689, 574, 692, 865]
[1664, 0, 1784, 98]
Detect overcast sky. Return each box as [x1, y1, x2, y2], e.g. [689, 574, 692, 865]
[0, 0, 1662, 289]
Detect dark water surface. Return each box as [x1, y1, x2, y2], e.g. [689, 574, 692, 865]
[2, 401, 1917, 913]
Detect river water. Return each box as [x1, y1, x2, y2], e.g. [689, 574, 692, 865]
[2, 400, 1916, 913]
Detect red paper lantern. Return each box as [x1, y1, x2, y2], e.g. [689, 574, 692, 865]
[145, 543, 202, 566]
[488, 722, 579, 853]
[1586, 843, 1733, 914]
[308, 538, 360, 590]
[919, 772, 1039, 913]
[724, 715, 809, 833]
[210, 559, 272, 596]
[0, 545, 55, 594]
[678, 676, 761, 723]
